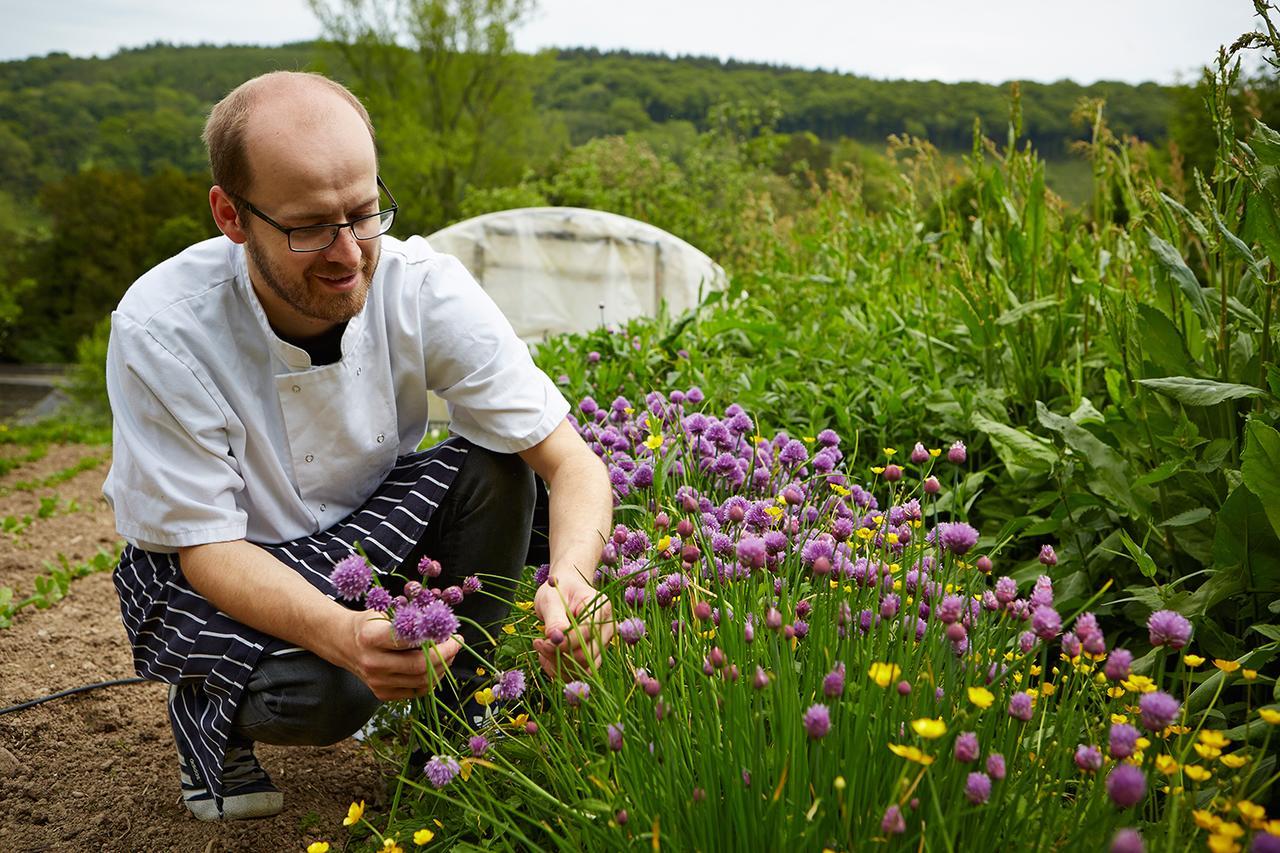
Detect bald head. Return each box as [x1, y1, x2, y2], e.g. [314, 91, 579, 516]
[203, 71, 376, 203]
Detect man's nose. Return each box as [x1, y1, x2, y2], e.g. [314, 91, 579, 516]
[324, 225, 362, 267]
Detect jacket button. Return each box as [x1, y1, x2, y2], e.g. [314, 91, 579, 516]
[304, 454, 314, 463]
[320, 503, 327, 512]
[376, 434, 385, 443]
[292, 384, 301, 393]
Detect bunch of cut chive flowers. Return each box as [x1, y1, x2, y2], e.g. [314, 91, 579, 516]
[353, 389, 1279, 853]
[329, 551, 477, 647]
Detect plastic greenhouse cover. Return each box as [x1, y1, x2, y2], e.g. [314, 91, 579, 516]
[425, 207, 728, 345]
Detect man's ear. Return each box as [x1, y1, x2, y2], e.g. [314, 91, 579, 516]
[209, 186, 248, 244]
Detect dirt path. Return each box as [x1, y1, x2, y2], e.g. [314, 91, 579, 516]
[0, 447, 388, 852]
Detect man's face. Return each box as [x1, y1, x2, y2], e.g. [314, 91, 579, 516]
[236, 94, 383, 340]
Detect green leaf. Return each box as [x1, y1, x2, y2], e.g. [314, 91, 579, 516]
[1118, 529, 1158, 579]
[1145, 229, 1211, 320]
[970, 412, 1057, 473]
[1161, 508, 1211, 528]
[995, 296, 1058, 326]
[1137, 376, 1265, 406]
[1035, 401, 1137, 514]
[1213, 485, 1280, 602]
[1249, 119, 1280, 168]
[1135, 304, 1197, 377]
[1242, 419, 1280, 541]
[1251, 624, 1280, 642]
[1069, 397, 1105, 425]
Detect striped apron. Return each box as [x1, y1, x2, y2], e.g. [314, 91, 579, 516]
[111, 439, 469, 812]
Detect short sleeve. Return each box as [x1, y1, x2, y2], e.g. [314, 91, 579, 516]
[419, 254, 570, 454]
[103, 313, 248, 550]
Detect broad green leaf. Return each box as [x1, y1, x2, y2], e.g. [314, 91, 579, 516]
[1249, 119, 1280, 168]
[1118, 529, 1158, 579]
[1242, 419, 1280, 541]
[1160, 192, 1210, 244]
[971, 412, 1057, 472]
[1138, 376, 1265, 406]
[1145, 228, 1211, 320]
[1069, 397, 1105, 425]
[1251, 624, 1280, 642]
[1035, 401, 1137, 514]
[1245, 189, 1280, 266]
[1136, 459, 1183, 487]
[995, 296, 1059, 327]
[1135, 304, 1196, 376]
[1161, 508, 1211, 528]
[1212, 485, 1280, 601]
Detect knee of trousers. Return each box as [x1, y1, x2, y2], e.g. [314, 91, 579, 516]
[240, 658, 380, 747]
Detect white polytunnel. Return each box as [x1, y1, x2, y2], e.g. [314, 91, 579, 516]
[425, 207, 728, 344]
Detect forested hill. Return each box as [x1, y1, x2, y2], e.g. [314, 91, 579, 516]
[1, 40, 1174, 199]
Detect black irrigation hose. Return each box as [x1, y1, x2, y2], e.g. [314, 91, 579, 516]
[0, 677, 147, 716]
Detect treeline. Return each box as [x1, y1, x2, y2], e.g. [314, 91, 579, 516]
[0, 39, 1276, 365]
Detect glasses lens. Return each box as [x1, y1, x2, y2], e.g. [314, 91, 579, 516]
[352, 208, 395, 240]
[290, 226, 338, 252]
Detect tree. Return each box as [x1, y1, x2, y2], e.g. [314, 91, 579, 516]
[308, 0, 564, 232]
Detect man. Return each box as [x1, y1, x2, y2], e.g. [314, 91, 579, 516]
[104, 71, 613, 821]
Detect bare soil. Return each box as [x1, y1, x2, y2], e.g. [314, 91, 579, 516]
[0, 446, 390, 852]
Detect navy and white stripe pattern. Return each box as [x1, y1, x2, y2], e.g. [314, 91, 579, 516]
[112, 440, 469, 813]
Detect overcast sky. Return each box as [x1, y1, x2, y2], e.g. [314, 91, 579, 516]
[1, 1, 1266, 85]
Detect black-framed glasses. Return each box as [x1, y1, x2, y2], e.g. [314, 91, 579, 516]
[234, 176, 398, 253]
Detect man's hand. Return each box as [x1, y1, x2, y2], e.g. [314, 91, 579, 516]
[342, 610, 463, 701]
[532, 574, 614, 678]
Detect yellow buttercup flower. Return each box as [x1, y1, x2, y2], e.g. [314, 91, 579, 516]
[1193, 810, 1222, 831]
[1122, 674, 1157, 693]
[802, 436, 816, 443]
[644, 434, 663, 451]
[871, 466, 885, 475]
[911, 717, 946, 739]
[1207, 835, 1241, 853]
[508, 712, 529, 729]
[1183, 654, 1205, 667]
[868, 662, 901, 688]
[1214, 821, 1245, 839]
[1154, 754, 1179, 775]
[886, 533, 900, 545]
[887, 743, 935, 765]
[1243, 669, 1258, 681]
[883, 448, 897, 457]
[501, 624, 517, 635]
[829, 483, 851, 497]
[1220, 753, 1249, 768]
[1237, 801, 1266, 822]
[1258, 708, 1280, 725]
[308, 844, 331, 853]
[1214, 659, 1241, 673]
[458, 759, 473, 782]
[514, 600, 534, 611]
[415, 828, 436, 845]
[343, 800, 365, 827]
[382, 839, 404, 853]
[1198, 730, 1230, 749]
[474, 688, 495, 707]
[1111, 713, 1129, 725]
[1040, 682, 1056, 697]
[968, 686, 994, 709]
[1194, 744, 1222, 760]
[929, 448, 941, 457]
[656, 535, 672, 552]
[1183, 764, 1212, 782]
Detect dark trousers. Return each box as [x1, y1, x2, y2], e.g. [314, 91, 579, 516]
[232, 445, 536, 746]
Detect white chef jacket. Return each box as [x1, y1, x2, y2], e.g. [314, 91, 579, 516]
[103, 234, 569, 552]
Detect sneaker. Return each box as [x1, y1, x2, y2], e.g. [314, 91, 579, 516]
[171, 687, 284, 821]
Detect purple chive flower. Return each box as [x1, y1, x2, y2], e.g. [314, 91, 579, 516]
[910, 442, 930, 464]
[1146, 609, 1192, 650]
[418, 556, 443, 578]
[986, 753, 1006, 781]
[779, 440, 809, 467]
[607, 723, 624, 751]
[954, 732, 980, 763]
[823, 663, 846, 698]
[587, 351, 601, 363]
[1109, 723, 1139, 759]
[937, 522, 980, 556]
[1008, 693, 1033, 722]
[1075, 744, 1103, 772]
[424, 755, 460, 788]
[1138, 691, 1180, 731]
[1110, 829, 1145, 853]
[330, 554, 373, 601]
[881, 804, 906, 835]
[462, 575, 482, 595]
[1106, 764, 1146, 808]
[803, 704, 831, 739]
[737, 537, 767, 570]
[1031, 605, 1062, 641]
[994, 576, 1017, 604]
[364, 586, 392, 612]
[964, 772, 992, 805]
[1038, 544, 1058, 566]
[1105, 649, 1133, 682]
[1061, 632, 1082, 659]
[947, 441, 967, 464]
[1251, 835, 1280, 853]
[618, 617, 647, 645]
[494, 669, 526, 701]
[469, 735, 489, 757]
